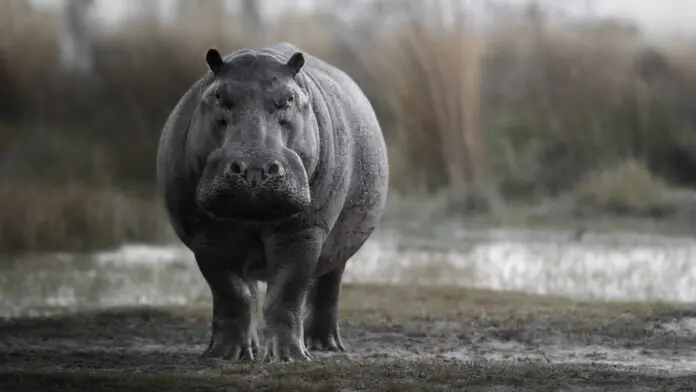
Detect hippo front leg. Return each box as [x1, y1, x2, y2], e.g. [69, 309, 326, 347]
[261, 228, 323, 362]
[195, 252, 259, 361]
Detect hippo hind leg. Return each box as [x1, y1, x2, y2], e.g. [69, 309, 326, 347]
[303, 224, 377, 352]
[303, 263, 347, 352]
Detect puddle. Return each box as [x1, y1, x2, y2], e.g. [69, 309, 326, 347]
[2, 228, 696, 318]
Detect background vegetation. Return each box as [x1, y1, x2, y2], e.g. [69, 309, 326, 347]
[3, 0, 696, 252]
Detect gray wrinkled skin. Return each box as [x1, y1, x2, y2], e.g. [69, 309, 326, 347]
[156, 42, 389, 362]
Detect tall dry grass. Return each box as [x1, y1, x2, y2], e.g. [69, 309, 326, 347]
[362, 12, 483, 192]
[2, 1, 696, 251]
[0, 182, 169, 253]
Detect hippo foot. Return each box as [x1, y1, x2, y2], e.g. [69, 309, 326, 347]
[263, 327, 313, 362]
[305, 331, 345, 352]
[304, 315, 345, 352]
[201, 318, 259, 361]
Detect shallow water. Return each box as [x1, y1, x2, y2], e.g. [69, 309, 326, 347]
[2, 228, 696, 318]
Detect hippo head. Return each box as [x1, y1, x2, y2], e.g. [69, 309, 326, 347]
[191, 48, 318, 223]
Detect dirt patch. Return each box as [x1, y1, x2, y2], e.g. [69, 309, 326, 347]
[1, 284, 696, 391]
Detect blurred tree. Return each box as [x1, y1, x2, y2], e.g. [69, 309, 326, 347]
[175, 0, 227, 38]
[1, 0, 32, 38]
[174, 0, 265, 48]
[127, 0, 160, 23]
[59, 0, 95, 75]
[5, 0, 31, 16]
[240, 0, 265, 48]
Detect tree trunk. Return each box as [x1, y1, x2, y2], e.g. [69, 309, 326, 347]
[240, 0, 265, 48]
[59, 0, 95, 75]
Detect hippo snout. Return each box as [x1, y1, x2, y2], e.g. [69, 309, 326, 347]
[195, 147, 311, 222]
[224, 158, 285, 186]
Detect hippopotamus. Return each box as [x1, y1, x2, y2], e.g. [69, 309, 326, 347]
[155, 42, 389, 362]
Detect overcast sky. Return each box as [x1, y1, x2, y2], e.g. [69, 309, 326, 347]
[30, 0, 696, 37]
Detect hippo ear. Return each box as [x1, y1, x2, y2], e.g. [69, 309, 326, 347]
[206, 48, 224, 75]
[286, 52, 305, 77]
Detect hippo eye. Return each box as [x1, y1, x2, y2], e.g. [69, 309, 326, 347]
[213, 90, 234, 109]
[274, 96, 294, 110]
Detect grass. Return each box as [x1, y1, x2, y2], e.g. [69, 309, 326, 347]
[0, 182, 170, 253]
[2, 284, 696, 391]
[4, 364, 693, 392]
[359, 12, 485, 196]
[342, 285, 696, 343]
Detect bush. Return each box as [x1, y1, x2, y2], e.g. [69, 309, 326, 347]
[574, 159, 668, 215]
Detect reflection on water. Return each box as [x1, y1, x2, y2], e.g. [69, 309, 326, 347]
[2, 228, 696, 318]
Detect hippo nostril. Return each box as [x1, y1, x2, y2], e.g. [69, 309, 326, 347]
[263, 161, 283, 179]
[226, 161, 247, 178]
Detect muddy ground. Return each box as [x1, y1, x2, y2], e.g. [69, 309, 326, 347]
[2, 284, 696, 391]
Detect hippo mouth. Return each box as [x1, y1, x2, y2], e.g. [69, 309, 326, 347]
[194, 180, 312, 224]
[196, 196, 308, 223]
